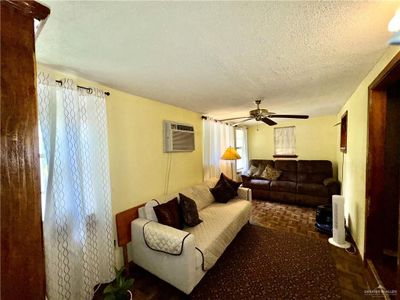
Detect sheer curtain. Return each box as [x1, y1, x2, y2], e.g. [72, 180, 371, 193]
[274, 126, 296, 155]
[203, 118, 235, 180]
[241, 127, 249, 173]
[37, 72, 115, 300]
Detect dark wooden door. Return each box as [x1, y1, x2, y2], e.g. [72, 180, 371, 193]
[366, 53, 400, 293]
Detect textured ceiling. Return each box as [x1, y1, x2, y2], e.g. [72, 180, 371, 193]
[37, 1, 399, 120]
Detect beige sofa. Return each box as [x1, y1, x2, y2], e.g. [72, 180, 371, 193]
[131, 178, 252, 294]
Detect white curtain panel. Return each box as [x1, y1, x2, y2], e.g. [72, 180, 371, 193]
[241, 127, 249, 173]
[274, 126, 296, 155]
[203, 118, 235, 180]
[37, 72, 115, 300]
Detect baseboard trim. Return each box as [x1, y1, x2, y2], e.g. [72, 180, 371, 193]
[365, 259, 391, 300]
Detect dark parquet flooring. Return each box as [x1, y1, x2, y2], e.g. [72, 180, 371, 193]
[130, 199, 372, 300]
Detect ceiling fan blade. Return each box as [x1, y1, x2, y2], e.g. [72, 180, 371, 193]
[219, 116, 251, 121]
[269, 114, 309, 119]
[261, 117, 277, 126]
[232, 118, 253, 126]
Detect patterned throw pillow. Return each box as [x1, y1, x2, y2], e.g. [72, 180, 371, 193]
[253, 166, 264, 177]
[261, 165, 282, 180]
[179, 193, 203, 227]
[246, 165, 259, 176]
[153, 198, 183, 229]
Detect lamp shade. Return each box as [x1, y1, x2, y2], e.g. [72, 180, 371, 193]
[221, 146, 241, 160]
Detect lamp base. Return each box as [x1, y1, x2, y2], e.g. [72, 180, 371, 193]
[328, 237, 351, 249]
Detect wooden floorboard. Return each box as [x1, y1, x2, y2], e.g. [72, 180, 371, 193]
[128, 199, 372, 299]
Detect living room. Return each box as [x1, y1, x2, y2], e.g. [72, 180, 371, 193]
[2, 1, 400, 300]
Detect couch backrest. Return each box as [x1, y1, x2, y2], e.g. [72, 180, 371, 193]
[248, 159, 274, 172]
[175, 180, 217, 211]
[297, 160, 333, 183]
[274, 160, 298, 182]
[246, 159, 333, 183]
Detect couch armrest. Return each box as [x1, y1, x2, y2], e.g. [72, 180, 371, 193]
[323, 178, 341, 195]
[241, 175, 251, 188]
[142, 220, 191, 255]
[131, 218, 197, 294]
[238, 186, 252, 201]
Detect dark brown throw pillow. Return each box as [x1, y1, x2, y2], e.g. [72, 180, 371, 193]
[153, 198, 183, 229]
[221, 173, 241, 196]
[209, 177, 235, 203]
[179, 193, 203, 227]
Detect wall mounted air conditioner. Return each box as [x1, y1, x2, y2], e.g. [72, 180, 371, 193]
[163, 120, 195, 152]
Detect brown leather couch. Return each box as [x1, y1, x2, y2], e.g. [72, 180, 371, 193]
[241, 160, 340, 207]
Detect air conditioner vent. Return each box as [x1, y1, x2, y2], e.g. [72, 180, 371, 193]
[164, 121, 195, 152]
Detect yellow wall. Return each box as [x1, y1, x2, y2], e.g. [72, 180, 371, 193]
[248, 115, 338, 177]
[336, 47, 400, 259]
[38, 65, 204, 267]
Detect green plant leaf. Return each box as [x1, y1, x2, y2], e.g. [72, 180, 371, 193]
[115, 267, 124, 278]
[104, 293, 116, 300]
[103, 284, 118, 294]
[123, 278, 134, 290]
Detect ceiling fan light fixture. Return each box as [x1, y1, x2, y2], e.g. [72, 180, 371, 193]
[218, 100, 309, 126]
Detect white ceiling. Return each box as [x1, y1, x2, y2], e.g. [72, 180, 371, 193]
[37, 1, 399, 121]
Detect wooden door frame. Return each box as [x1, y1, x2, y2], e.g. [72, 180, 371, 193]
[1, 1, 50, 299]
[365, 52, 400, 261]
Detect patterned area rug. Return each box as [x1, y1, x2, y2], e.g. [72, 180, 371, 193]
[190, 224, 341, 299]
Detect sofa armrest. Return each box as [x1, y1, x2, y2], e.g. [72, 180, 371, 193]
[142, 220, 191, 255]
[241, 175, 251, 188]
[131, 218, 197, 294]
[323, 178, 341, 195]
[238, 186, 252, 201]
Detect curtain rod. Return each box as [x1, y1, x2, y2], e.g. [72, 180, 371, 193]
[55, 80, 110, 96]
[202, 115, 236, 126]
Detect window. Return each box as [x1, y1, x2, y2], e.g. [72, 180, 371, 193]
[273, 126, 297, 157]
[235, 128, 244, 171]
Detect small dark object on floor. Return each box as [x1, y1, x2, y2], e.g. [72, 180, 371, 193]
[315, 204, 333, 235]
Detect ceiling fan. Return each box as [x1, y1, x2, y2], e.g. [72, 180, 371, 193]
[219, 100, 309, 126]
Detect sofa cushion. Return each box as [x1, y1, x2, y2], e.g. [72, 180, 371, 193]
[297, 160, 333, 183]
[153, 198, 183, 229]
[248, 159, 274, 173]
[179, 193, 203, 227]
[185, 198, 251, 270]
[297, 183, 329, 197]
[270, 180, 297, 193]
[210, 177, 235, 203]
[221, 173, 241, 196]
[274, 160, 297, 182]
[245, 165, 259, 176]
[180, 183, 215, 211]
